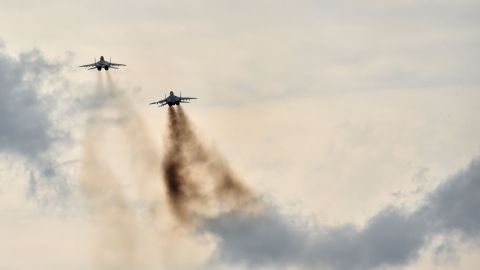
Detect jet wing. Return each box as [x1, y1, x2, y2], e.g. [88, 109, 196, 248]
[179, 97, 197, 101]
[110, 62, 126, 67]
[149, 98, 167, 106]
[79, 63, 96, 67]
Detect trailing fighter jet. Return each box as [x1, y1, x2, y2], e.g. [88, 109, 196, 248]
[79, 56, 126, 71]
[149, 91, 197, 107]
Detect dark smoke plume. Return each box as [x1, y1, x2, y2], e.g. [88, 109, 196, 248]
[176, 107, 252, 205]
[161, 107, 205, 223]
[162, 106, 253, 224]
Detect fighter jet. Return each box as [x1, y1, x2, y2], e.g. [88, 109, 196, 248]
[79, 56, 126, 71]
[149, 91, 197, 107]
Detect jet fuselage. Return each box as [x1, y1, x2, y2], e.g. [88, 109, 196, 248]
[165, 91, 182, 106]
[95, 56, 111, 70]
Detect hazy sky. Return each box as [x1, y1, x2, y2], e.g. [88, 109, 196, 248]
[0, 0, 479, 269]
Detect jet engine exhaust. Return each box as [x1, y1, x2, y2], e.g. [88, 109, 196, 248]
[161, 106, 254, 225]
[79, 73, 141, 270]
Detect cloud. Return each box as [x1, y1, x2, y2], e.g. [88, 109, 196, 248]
[0, 43, 70, 202]
[0, 47, 60, 159]
[202, 158, 480, 269]
[423, 159, 480, 238]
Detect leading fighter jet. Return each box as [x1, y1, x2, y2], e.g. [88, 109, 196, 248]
[79, 56, 126, 71]
[149, 91, 197, 107]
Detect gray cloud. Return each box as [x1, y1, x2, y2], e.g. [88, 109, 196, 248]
[0, 47, 60, 158]
[0, 44, 70, 202]
[423, 160, 480, 238]
[202, 158, 480, 269]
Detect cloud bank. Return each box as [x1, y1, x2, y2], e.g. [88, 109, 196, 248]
[202, 158, 480, 269]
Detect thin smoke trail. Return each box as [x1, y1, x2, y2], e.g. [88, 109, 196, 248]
[81, 127, 139, 270]
[104, 72, 163, 219]
[80, 73, 141, 270]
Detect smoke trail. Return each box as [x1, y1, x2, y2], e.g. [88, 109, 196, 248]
[161, 107, 206, 224]
[81, 125, 139, 270]
[162, 106, 254, 224]
[176, 107, 252, 206]
[80, 73, 141, 270]
[104, 72, 160, 177]
[104, 72, 163, 219]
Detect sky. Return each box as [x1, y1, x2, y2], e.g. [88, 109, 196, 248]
[0, 0, 479, 269]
